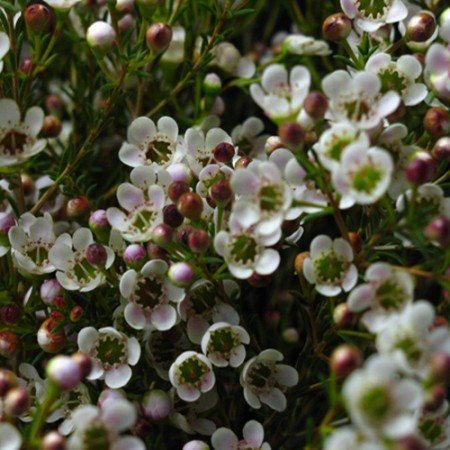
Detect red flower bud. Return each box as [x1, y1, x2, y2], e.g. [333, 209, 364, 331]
[322, 13, 352, 41]
[0, 331, 21, 358]
[146, 23, 173, 53]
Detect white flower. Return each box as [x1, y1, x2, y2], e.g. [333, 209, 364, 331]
[77, 326, 141, 388]
[57, 383, 91, 435]
[282, 34, 331, 56]
[231, 117, 267, 159]
[49, 228, 115, 292]
[324, 426, 387, 450]
[332, 143, 393, 206]
[201, 322, 250, 367]
[343, 355, 422, 439]
[340, 0, 408, 32]
[425, 43, 450, 100]
[8, 213, 59, 275]
[106, 180, 165, 243]
[322, 70, 400, 129]
[240, 349, 298, 412]
[212, 42, 255, 79]
[250, 64, 311, 123]
[44, 0, 82, 10]
[68, 395, 144, 450]
[169, 351, 216, 402]
[0, 423, 21, 450]
[212, 420, 271, 450]
[120, 259, 184, 331]
[119, 116, 183, 168]
[347, 262, 414, 333]
[0, 99, 46, 166]
[418, 407, 450, 449]
[214, 215, 280, 280]
[303, 235, 358, 297]
[0, 32, 10, 73]
[365, 52, 427, 106]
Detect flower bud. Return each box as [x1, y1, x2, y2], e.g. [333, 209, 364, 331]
[54, 296, 67, 309]
[394, 436, 427, 450]
[175, 224, 194, 245]
[168, 181, 190, 203]
[405, 151, 437, 185]
[19, 58, 33, 75]
[24, 3, 55, 34]
[46, 94, 63, 115]
[264, 310, 280, 327]
[41, 431, 67, 450]
[87, 21, 116, 53]
[146, 23, 172, 53]
[1, 304, 20, 325]
[152, 223, 173, 246]
[423, 383, 446, 412]
[71, 352, 92, 379]
[203, 73, 222, 95]
[66, 196, 90, 218]
[177, 192, 203, 220]
[213, 143, 235, 163]
[304, 92, 328, 119]
[330, 344, 362, 377]
[265, 136, 284, 155]
[187, 229, 209, 253]
[46, 355, 82, 391]
[40, 279, 63, 306]
[433, 137, 450, 161]
[278, 122, 305, 148]
[167, 163, 191, 184]
[4, 386, 29, 416]
[234, 155, 252, 168]
[118, 13, 135, 33]
[183, 441, 210, 450]
[147, 242, 168, 260]
[123, 244, 147, 269]
[41, 115, 62, 138]
[282, 327, 299, 343]
[425, 216, 450, 247]
[70, 306, 83, 322]
[333, 302, 355, 328]
[322, 13, 352, 41]
[85, 243, 107, 268]
[348, 232, 362, 254]
[294, 251, 310, 274]
[163, 204, 184, 228]
[0, 369, 18, 397]
[37, 318, 65, 353]
[0, 331, 21, 358]
[407, 12, 436, 42]
[424, 108, 450, 138]
[21, 174, 35, 197]
[142, 389, 172, 420]
[428, 352, 450, 383]
[210, 179, 232, 207]
[89, 209, 110, 243]
[0, 214, 15, 236]
[168, 262, 195, 287]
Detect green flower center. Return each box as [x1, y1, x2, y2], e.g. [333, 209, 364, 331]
[229, 235, 259, 265]
[419, 418, 444, 444]
[0, 130, 28, 156]
[352, 165, 383, 194]
[376, 279, 405, 310]
[131, 206, 157, 234]
[343, 99, 371, 121]
[207, 327, 239, 357]
[314, 251, 347, 284]
[325, 136, 353, 161]
[73, 258, 97, 282]
[82, 421, 110, 450]
[177, 355, 209, 385]
[27, 244, 50, 267]
[360, 385, 391, 421]
[246, 361, 275, 391]
[188, 283, 217, 316]
[143, 139, 172, 165]
[134, 275, 164, 310]
[395, 336, 422, 363]
[379, 68, 408, 93]
[357, 0, 391, 19]
[259, 184, 283, 212]
[94, 333, 128, 368]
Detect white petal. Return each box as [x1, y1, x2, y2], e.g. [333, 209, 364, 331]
[119, 143, 145, 167]
[106, 208, 128, 231]
[0, 99, 20, 127]
[333, 238, 353, 262]
[347, 284, 373, 312]
[78, 327, 98, 352]
[48, 244, 73, 270]
[376, 91, 400, 117]
[142, 259, 168, 276]
[124, 303, 146, 330]
[104, 365, 132, 389]
[24, 107, 44, 137]
[117, 183, 145, 210]
[157, 116, 178, 143]
[151, 304, 177, 331]
[255, 249, 280, 275]
[211, 428, 238, 450]
[112, 437, 146, 450]
[353, 71, 380, 97]
[310, 235, 332, 258]
[177, 384, 200, 402]
[72, 228, 93, 251]
[385, 0, 408, 24]
[0, 423, 21, 450]
[0, 32, 10, 60]
[262, 64, 288, 92]
[275, 364, 298, 387]
[342, 264, 358, 292]
[127, 117, 156, 145]
[127, 337, 141, 365]
[259, 387, 286, 411]
[243, 420, 264, 448]
[403, 83, 427, 106]
[322, 70, 351, 98]
[397, 55, 422, 79]
[101, 397, 136, 431]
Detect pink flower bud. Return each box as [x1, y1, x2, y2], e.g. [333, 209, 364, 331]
[330, 345, 362, 377]
[71, 352, 92, 379]
[4, 386, 30, 416]
[187, 229, 209, 253]
[123, 244, 147, 269]
[87, 21, 116, 52]
[1, 304, 20, 325]
[0, 369, 18, 396]
[146, 23, 172, 53]
[41, 431, 67, 450]
[66, 196, 90, 218]
[168, 262, 195, 287]
[46, 355, 82, 391]
[142, 389, 172, 420]
[85, 243, 107, 268]
[152, 223, 173, 246]
[40, 279, 63, 306]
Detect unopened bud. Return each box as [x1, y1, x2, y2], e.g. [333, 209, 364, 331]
[187, 229, 209, 253]
[425, 216, 450, 247]
[0, 330, 21, 358]
[19, 58, 33, 75]
[213, 143, 235, 163]
[294, 251, 310, 274]
[168, 181, 190, 203]
[348, 232, 362, 254]
[322, 13, 352, 41]
[163, 204, 184, 228]
[21, 174, 35, 197]
[4, 386, 29, 416]
[428, 352, 450, 384]
[85, 243, 107, 268]
[234, 155, 252, 168]
[24, 3, 55, 34]
[433, 137, 450, 161]
[203, 73, 222, 95]
[0, 369, 18, 396]
[123, 244, 147, 269]
[265, 136, 284, 155]
[41, 115, 62, 138]
[168, 262, 195, 287]
[87, 21, 116, 53]
[210, 179, 232, 207]
[304, 92, 328, 119]
[146, 23, 172, 53]
[37, 318, 65, 353]
[152, 223, 173, 246]
[71, 352, 92, 379]
[142, 389, 172, 420]
[423, 383, 446, 412]
[177, 192, 203, 220]
[183, 441, 210, 450]
[282, 327, 299, 343]
[407, 12, 436, 42]
[394, 436, 427, 450]
[278, 122, 305, 148]
[333, 302, 355, 328]
[70, 306, 83, 322]
[1, 304, 20, 325]
[40, 279, 63, 305]
[66, 196, 90, 218]
[330, 344, 362, 377]
[46, 355, 82, 391]
[264, 310, 280, 327]
[41, 431, 67, 450]
[424, 107, 450, 138]
[405, 152, 437, 185]
[89, 209, 110, 243]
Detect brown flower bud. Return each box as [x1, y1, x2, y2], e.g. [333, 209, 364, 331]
[278, 122, 305, 148]
[177, 192, 203, 220]
[168, 181, 190, 203]
[66, 196, 90, 218]
[304, 91, 328, 119]
[294, 251, 310, 274]
[24, 3, 55, 34]
[41, 115, 62, 138]
[4, 386, 30, 416]
[146, 23, 173, 53]
[0, 369, 18, 396]
[407, 12, 436, 42]
[0, 330, 21, 358]
[424, 107, 450, 138]
[322, 13, 352, 41]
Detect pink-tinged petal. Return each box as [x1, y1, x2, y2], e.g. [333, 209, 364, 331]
[212, 428, 238, 450]
[365, 52, 391, 72]
[87, 360, 104, 380]
[142, 259, 168, 276]
[124, 303, 146, 330]
[385, 0, 408, 24]
[0, 99, 20, 127]
[342, 264, 358, 292]
[177, 384, 200, 402]
[347, 284, 374, 312]
[255, 249, 280, 275]
[214, 231, 228, 256]
[285, 159, 306, 185]
[71, 405, 99, 428]
[205, 128, 232, 151]
[243, 387, 261, 409]
[376, 91, 400, 117]
[73, 228, 93, 251]
[101, 397, 136, 432]
[302, 258, 315, 283]
[232, 201, 259, 229]
[117, 183, 144, 211]
[78, 327, 98, 352]
[127, 337, 141, 365]
[243, 420, 264, 447]
[403, 83, 427, 106]
[119, 143, 145, 167]
[229, 345, 246, 367]
[366, 262, 392, 280]
[130, 166, 156, 188]
[106, 208, 127, 231]
[231, 169, 259, 196]
[425, 44, 450, 73]
[259, 387, 286, 411]
[187, 316, 210, 344]
[228, 263, 253, 280]
[151, 304, 177, 331]
[275, 364, 299, 386]
[310, 234, 332, 258]
[250, 84, 266, 109]
[353, 71, 381, 97]
[333, 238, 353, 262]
[8, 226, 27, 249]
[340, 0, 357, 18]
[112, 436, 145, 450]
[201, 370, 215, 392]
[24, 107, 44, 137]
[269, 148, 294, 172]
[157, 116, 178, 142]
[397, 55, 422, 79]
[104, 365, 132, 389]
[148, 184, 165, 209]
[262, 64, 288, 92]
[127, 117, 156, 145]
[316, 284, 341, 297]
[322, 70, 351, 98]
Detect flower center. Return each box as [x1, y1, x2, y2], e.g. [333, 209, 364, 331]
[246, 361, 275, 392]
[129, 203, 158, 235]
[93, 333, 128, 369]
[82, 420, 111, 450]
[313, 251, 347, 284]
[141, 138, 172, 165]
[259, 184, 283, 212]
[72, 257, 97, 282]
[229, 235, 260, 265]
[0, 130, 28, 156]
[351, 165, 383, 194]
[394, 336, 422, 363]
[207, 326, 239, 357]
[187, 283, 217, 316]
[357, 0, 391, 19]
[177, 355, 209, 386]
[419, 417, 445, 444]
[342, 97, 372, 122]
[375, 279, 405, 310]
[270, 82, 292, 99]
[359, 385, 391, 422]
[26, 241, 51, 267]
[324, 135, 354, 162]
[379, 67, 408, 93]
[134, 275, 165, 311]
